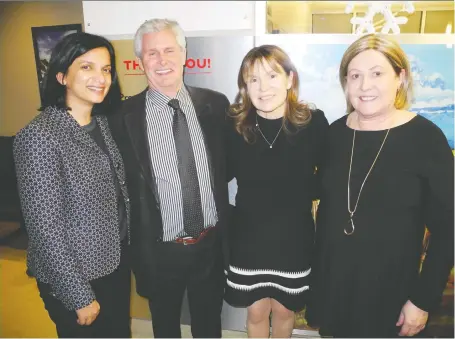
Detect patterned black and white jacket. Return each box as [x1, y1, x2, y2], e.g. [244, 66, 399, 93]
[13, 106, 130, 310]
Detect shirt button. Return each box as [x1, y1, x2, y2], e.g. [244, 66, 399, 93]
[120, 180, 125, 185]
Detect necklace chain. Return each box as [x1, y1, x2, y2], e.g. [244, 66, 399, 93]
[255, 114, 283, 149]
[346, 128, 390, 235]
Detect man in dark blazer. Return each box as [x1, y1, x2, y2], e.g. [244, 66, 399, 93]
[109, 18, 230, 338]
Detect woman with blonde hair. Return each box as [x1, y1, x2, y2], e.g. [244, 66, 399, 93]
[224, 44, 329, 338]
[307, 33, 454, 338]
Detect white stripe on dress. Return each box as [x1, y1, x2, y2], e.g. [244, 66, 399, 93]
[227, 279, 309, 295]
[229, 265, 311, 279]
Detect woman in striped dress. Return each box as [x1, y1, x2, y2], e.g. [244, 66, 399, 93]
[224, 45, 328, 338]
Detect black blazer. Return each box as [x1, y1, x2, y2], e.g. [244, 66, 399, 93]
[109, 85, 230, 298]
[13, 107, 130, 310]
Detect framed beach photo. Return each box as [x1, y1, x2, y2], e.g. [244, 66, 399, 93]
[31, 24, 82, 104]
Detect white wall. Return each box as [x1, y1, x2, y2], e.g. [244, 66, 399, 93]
[83, 1, 260, 39]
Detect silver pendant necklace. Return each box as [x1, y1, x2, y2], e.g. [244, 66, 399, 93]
[346, 128, 390, 235]
[255, 114, 283, 149]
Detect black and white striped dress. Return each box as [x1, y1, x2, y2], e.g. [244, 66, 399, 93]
[224, 110, 328, 311]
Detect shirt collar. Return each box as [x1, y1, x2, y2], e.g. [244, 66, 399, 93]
[146, 84, 190, 111]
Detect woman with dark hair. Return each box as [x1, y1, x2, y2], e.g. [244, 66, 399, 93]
[13, 32, 131, 338]
[224, 44, 329, 338]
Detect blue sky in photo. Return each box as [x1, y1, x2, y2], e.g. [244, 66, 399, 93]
[403, 44, 454, 89]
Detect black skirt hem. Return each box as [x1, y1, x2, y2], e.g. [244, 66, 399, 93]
[224, 286, 308, 312]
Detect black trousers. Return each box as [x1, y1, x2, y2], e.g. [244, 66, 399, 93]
[147, 230, 225, 338]
[37, 240, 131, 338]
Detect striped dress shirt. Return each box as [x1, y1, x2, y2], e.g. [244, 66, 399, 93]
[145, 85, 218, 241]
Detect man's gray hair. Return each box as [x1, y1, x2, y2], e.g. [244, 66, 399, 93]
[134, 18, 186, 58]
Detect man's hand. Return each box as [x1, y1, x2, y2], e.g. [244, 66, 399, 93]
[396, 300, 428, 336]
[76, 300, 100, 326]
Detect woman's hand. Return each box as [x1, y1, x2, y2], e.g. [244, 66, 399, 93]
[76, 300, 100, 326]
[396, 300, 428, 336]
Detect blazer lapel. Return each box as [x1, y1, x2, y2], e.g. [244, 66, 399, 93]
[97, 115, 131, 227]
[123, 90, 157, 193]
[57, 108, 103, 155]
[186, 86, 217, 193]
[97, 116, 126, 182]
